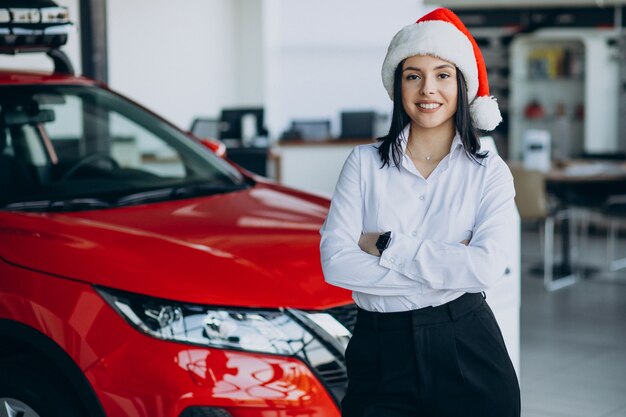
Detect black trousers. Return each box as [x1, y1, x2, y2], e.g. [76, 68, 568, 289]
[342, 293, 521, 417]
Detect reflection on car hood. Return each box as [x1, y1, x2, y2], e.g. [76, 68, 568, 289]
[0, 183, 352, 310]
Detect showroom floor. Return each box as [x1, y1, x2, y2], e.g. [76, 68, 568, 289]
[520, 227, 626, 417]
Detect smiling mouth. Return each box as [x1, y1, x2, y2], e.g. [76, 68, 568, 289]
[417, 103, 442, 109]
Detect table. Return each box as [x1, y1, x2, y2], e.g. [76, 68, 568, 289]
[545, 162, 626, 206]
[543, 161, 626, 287]
[274, 138, 375, 196]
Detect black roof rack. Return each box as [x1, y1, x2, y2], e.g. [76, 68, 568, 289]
[0, 1, 60, 6]
[0, 0, 74, 75]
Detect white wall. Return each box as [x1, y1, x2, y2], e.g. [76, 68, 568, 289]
[107, 0, 264, 132]
[262, 0, 428, 140]
[233, 0, 265, 107]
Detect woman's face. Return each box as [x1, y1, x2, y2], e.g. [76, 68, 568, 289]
[401, 54, 458, 132]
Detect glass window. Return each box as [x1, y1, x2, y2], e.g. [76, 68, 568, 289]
[0, 85, 247, 210]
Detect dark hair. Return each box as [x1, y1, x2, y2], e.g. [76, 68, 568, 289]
[377, 60, 488, 168]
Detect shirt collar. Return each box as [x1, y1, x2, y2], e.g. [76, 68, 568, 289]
[449, 132, 464, 160]
[398, 124, 411, 158]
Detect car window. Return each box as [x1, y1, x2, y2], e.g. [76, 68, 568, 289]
[45, 94, 186, 178]
[109, 113, 185, 178]
[0, 85, 247, 210]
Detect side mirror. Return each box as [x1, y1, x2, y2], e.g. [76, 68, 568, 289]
[199, 138, 227, 158]
[189, 133, 227, 158]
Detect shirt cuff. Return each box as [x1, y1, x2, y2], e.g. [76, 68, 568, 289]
[378, 231, 423, 280]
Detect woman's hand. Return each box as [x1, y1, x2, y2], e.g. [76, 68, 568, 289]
[359, 232, 382, 256]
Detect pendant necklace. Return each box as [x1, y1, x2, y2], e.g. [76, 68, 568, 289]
[408, 146, 433, 162]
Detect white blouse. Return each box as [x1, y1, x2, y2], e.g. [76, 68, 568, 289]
[320, 129, 517, 312]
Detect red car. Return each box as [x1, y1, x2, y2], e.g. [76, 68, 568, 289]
[0, 5, 352, 417]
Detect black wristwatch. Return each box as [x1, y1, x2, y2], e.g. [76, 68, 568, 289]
[375, 231, 392, 255]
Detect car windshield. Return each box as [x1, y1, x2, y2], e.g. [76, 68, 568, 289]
[0, 84, 247, 211]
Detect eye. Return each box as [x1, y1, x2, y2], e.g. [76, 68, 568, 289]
[438, 73, 451, 79]
[405, 74, 420, 81]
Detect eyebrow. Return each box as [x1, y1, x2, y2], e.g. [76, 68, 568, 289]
[403, 64, 456, 72]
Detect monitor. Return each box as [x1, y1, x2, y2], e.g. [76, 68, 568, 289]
[340, 111, 375, 139]
[291, 120, 331, 141]
[219, 107, 266, 142]
[190, 118, 221, 139]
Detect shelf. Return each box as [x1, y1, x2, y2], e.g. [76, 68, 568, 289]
[515, 77, 583, 83]
[517, 117, 584, 123]
[509, 31, 620, 161]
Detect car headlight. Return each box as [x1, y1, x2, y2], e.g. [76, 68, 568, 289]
[96, 286, 351, 358]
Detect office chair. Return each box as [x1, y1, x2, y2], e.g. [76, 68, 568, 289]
[603, 195, 626, 273]
[509, 165, 577, 291]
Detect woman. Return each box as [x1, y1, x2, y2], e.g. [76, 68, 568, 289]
[320, 8, 521, 417]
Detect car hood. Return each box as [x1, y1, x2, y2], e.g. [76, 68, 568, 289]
[0, 183, 352, 310]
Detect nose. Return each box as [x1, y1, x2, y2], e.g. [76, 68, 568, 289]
[420, 75, 436, 95]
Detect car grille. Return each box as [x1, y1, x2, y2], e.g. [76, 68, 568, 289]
[179, 407, 232, 417]
[315, 358, 348, 402]
[304, 303, 357, 403]
[316, 359, 348, 385]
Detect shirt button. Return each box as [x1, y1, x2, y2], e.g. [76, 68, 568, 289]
[419, 195, 425, 201]
[411, 231, 418, 237]
[389, 257, 395, 263]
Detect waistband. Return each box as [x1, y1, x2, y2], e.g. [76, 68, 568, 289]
[356, 292, 485, 330]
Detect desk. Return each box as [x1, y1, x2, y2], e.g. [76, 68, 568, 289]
[274, 138, 375, 196]
[546, 162, 626, 206]
[544, 161, 626, 284]
[225, 146, 269, 177]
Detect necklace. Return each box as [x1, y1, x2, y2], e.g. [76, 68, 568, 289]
[407, 146, 435, 162]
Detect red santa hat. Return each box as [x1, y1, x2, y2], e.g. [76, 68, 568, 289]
[381, 8, 502, 131]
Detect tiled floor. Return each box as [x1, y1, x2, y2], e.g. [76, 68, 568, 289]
[520, 227, 626, 417]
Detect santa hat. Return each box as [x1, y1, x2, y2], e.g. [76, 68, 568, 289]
[381, 8, 502, 131]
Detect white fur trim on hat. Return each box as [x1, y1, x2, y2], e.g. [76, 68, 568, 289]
[470, 96, 502, 131]
[381, 20, 478, 101]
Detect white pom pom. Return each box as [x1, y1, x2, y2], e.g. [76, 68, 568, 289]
[470, 96, 502, 131]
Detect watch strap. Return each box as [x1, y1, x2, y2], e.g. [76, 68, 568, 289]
[375, 231, 392, 255]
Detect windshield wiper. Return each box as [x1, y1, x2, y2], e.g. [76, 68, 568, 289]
[2, 198, 112, 212]
[1, 183, 248, 212]
[116, 183, 248, 206]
